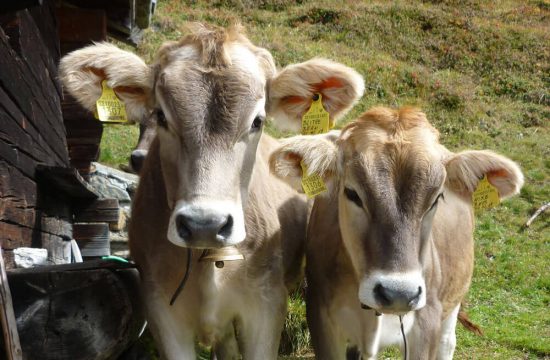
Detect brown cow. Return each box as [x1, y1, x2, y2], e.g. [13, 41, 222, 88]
[270, 107, 523, 359]
[59, 23, 364, 359]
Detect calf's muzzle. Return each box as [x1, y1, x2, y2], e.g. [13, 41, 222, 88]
[176, 211, 233, 241]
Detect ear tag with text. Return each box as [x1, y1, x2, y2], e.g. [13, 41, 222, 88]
[301, 161, 327, 198]
[301, 93, 330, 135]
[472, 174, 500, 212]
[95, 80, 128, 123]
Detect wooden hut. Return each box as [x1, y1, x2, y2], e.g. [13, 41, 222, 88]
[0, 0, 153, 358]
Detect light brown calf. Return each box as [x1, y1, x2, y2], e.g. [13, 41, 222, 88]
[59, 23, 364, 359]
[270, 107, 523, 359]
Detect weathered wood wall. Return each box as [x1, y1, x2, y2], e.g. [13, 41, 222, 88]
[0, 0, 72, 267]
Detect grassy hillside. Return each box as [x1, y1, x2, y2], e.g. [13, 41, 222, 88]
[100, 0, 549, 358]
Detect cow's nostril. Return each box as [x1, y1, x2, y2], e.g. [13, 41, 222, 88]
[408, 286, 423, 307]
[176, 214, 191, 239]
[218, 215, 233, 238]
[374, 283, 391, 306]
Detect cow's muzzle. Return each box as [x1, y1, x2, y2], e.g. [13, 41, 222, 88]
[358, 271, 427, 314]
[168, 200, 246, 248]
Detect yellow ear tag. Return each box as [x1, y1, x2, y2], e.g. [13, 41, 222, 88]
[301, 161, 327, 199]
[95, 80, 128, 123]
[472, 174, 500, 212]
[301, 94, 330, 135]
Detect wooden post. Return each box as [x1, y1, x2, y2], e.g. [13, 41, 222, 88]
[0, 249, 22, 360]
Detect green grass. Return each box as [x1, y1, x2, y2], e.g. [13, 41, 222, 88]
[102, 0, 550, 358]
[98, 124, 139, 167]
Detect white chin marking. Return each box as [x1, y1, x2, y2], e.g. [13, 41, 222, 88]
[358, 270, 427, 313]
[167, 199, 246, 248]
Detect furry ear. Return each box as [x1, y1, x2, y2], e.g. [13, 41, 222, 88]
[268, 59, 364, 132]
[59, 42, 154, 123]
[269, 131, 340, 192]
[445, 150, 524, 199]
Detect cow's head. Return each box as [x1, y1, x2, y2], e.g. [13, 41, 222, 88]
[270, 107, 523, 314]
[59, 23, 364, 249]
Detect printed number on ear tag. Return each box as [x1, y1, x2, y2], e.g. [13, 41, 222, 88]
[95, 80, 128, 123]
[472, 174, 500, 212]
[301, 94, 330, 135]
[301, 161, 327, 199]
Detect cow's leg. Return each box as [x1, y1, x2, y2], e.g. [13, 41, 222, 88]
[407, 304, 442, 360]
[212, 324, 240, 360]
[142, 286, 196, 360]
[306, 297, 347, 360]
[238, 286, 287, 360]
[436, 304, 460, 360]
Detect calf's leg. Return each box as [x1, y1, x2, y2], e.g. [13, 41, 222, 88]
[407, 304, 442, 360]
[306, 297, 348, 360]
[239, 286, 287, 360]
[142, 283, 196, 360]
[213, 324, 240, 360]
[436, 304, 460, 360]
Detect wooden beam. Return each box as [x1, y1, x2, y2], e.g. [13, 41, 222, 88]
[0, 248, 22, 360]
[35, 165, 99, 199]
[74, 198, 119, 223]
[56, 7, 106, 55]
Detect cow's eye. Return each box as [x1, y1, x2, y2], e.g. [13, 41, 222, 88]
[156, 109, 167, 128]
[429, 192, 444, 211]
[251, 115, 264, 131]
[344, 187, 363, 208]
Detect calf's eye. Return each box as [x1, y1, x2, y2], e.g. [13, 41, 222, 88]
[344, 187, 363, 208]
[429, 192, 444, 211]
[251, 115, 264, 131]
[156, 109, 167, 128]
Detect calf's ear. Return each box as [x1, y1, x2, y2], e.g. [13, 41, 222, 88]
[59, 43, 154, 123]
[269, 131, 340, 192]
[445, 150, 524, 199]
[267, 59, 364, 132]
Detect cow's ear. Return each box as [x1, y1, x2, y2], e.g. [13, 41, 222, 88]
[445, 150, 524, 199]
[267, 59, 364, 132]
[59, 42, 154, 123]
[269, 131, 340, 192]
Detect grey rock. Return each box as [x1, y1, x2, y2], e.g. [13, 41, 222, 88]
[88, 163, 139, 204]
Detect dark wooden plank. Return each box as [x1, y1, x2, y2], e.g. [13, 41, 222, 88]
[62, 94, 98, 121]
[2, 250, 15, 270]
[35, 165, 99, 199]
[15, 11, 67, 144]
[28, 0, 62, 95]
[0, 29, 68, 163]
[0, 199, 35, 228]
[0, 13, 22, 55]
[74, 198, 119, 223]
[0, 222, 33, 253]
[68, 144, 100, 162]
[41, 236, 71, 264]
[0, 140, 36, 179]
[0, 221, 71, 251]
[73, 223, 109, 240]
[73, 223, 110, 257]
[0, 160, 37, 207]
[0, 95, 66, 166]
[57, 7, 106, 44]
[0, 248, 22, 360]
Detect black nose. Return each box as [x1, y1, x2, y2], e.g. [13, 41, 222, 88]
[176, 213, 233, 240]
[374, 283, 422, 309]
[130, 150, 147, 173]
